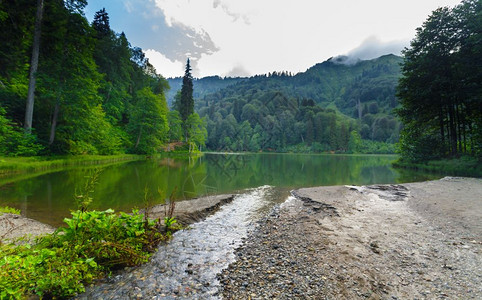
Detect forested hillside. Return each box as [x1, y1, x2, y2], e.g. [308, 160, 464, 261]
[167, 76, 245, 107]
[191, 55, 402, 153]
[0, 1, 404, 156]
[0, 1, 170, 155]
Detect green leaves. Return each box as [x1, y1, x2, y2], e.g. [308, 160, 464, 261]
[396, 0, 482, 161]
[164, 216, 178, 231]
[1, 2, 172, 156]
[128, 87, 169, 154]
[0, 106, 43, 156]
[0, 206, 21, 215]
[186, 113, 208, 152]
[0, 207, 164, 298]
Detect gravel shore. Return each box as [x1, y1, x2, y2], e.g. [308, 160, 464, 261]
[3, 178, 481, 299]
[219, 177, 482, 299]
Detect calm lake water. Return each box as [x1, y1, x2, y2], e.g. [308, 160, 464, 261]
[0, 153, 440, 226]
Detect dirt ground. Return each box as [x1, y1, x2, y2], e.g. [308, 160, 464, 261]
[294, 177, 482, 299]
[220, 177, 482, 299]
[0, 213, 55, 243]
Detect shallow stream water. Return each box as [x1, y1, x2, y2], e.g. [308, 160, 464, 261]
[79, 186, 287, 299]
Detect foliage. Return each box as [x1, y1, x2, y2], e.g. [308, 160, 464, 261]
[186, 113, 208, 152]
[164, 216, 177, 231]
[0, 208, 163, 298]
[166, 76, 245, 107]
[396, 0, 482, 162]
[179, 59, 194, 127]
[0, 206, 21, 215]
[194, 56, 402, 153]
[393, 155, 482, 177]
[128, 87, 169, 154]
[0, 3, 169, 156]
[170, 60, 208, 152]
[168, 110, 183, 141]
[0, 107, 43, 156]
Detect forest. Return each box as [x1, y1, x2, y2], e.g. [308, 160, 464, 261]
[170, 54, 402, 153]
[1, 0, 480, 162]
[396, 0, 482, 162]
[0, 0, 200, 156]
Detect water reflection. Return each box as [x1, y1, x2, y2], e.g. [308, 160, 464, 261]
[0, 153, 440, 226]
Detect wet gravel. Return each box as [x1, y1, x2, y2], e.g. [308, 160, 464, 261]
[78, 186, 284, 299]
[77, 178, 481, 299]
[219, 179, 482, 299]
[218, 196, 333, 299]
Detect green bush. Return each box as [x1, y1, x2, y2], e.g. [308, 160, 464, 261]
[0, 208, 164, 298]
[0, 107, 43, 157]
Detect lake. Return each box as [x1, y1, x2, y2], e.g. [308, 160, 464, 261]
[0, 153, 440, 226]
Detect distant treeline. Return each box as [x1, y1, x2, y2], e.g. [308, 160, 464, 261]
[180, 55, 403, 153]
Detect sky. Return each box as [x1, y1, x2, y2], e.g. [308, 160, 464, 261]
[85, 0, 463, 78]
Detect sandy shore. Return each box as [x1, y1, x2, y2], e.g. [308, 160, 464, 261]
[3, 178, 481, 298]
[219, 177, 482, 299]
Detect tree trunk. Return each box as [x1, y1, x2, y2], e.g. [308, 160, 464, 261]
[439, 105, 445, 155]
[455, 101, 462, 153]
[24, 0, 44, 132]
[135, 127, 142, 149]
[448, 103, 458, 156]
[49, 99, 60, 145]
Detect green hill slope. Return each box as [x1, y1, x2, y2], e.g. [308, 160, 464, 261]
[193, 54, 402, 152]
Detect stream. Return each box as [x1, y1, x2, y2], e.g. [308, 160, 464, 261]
[79, 186, 286, 299]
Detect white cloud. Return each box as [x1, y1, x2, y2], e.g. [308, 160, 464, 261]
[144, 49, 184, 78]
[346, 36, 408, 61]
[150, 0, 463, 77]
[223, 64, 251, 77]
[123, 0, 134, 13]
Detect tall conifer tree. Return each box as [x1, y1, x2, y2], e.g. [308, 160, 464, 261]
[180, 59, 194, 121]
[179, 58, 194, 137]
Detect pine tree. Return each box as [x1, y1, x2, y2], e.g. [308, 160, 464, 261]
[92, 8, 110, 37]
[179, 58, 194, 136]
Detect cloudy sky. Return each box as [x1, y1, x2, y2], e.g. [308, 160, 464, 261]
[85, 0, 462, 78]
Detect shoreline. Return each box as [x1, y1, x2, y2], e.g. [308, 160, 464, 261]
[0, 194, 235, 244]
[219, 177, 482, 299]
[3, 178, 481, 298]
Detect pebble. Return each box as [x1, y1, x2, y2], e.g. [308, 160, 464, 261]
[77, 186, 280, 299]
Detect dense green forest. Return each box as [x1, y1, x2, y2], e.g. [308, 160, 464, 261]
[2, 0, 480, 159]
[0, 0, 401, 157]
[0, 1, 198, 156]
[396, 0, 481, 162]
[167, 54, 402, 153]
[166, 76, 245, 107]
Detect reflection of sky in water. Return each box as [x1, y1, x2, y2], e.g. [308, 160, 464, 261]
[0, 154, 440, 226]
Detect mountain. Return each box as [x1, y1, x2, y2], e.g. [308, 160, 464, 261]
[166, 76, 246, 107]
[189, 54, 402, 153]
